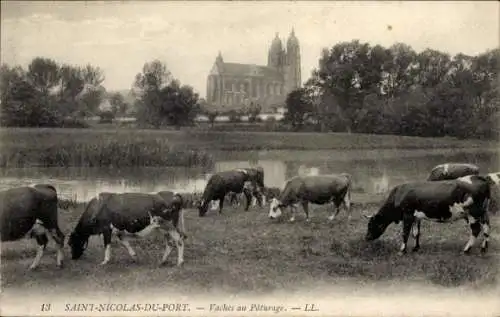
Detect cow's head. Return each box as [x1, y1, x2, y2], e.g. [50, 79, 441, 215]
[68, 230, 89, 260]
[363, 212, 392, 241]
[268, 198, 283, 219]
[197, 199, 209, 217]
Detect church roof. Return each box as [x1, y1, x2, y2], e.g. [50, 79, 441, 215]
[218, 62, 284, 81]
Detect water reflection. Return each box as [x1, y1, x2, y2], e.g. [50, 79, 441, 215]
[0, 150, 497, 203]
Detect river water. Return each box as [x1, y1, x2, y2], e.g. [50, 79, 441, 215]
[0, 148, 498, 202]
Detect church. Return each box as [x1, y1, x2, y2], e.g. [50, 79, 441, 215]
[206, 29, 301, 112]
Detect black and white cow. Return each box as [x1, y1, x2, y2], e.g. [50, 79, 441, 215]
[268, 174, 352, 222]
[427, 163, 480, 181]
[197, 167, 265, 217]
[68, 192, 186, 266]
[0, 184, 65, 270]
[364, 176, 492, 255]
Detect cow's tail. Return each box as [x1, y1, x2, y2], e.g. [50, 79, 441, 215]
[33, 184, 66, 246]
[178, 207, 187, 239]
[484, 178, 498, 216]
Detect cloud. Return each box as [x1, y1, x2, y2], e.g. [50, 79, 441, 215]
[81, 17, 125, 29]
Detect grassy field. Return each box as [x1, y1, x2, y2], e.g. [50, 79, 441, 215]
[2, 193, 498, 301]
[0, 127, 497, 168]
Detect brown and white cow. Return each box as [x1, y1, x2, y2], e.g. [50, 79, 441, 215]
[0, 184, 65, 270]
[68, 192, 186, 266]
[268, 174, 352, 222]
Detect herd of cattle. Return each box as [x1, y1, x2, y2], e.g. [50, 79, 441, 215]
[1, 162, 499, 271]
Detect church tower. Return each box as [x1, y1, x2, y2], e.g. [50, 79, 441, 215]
[284, 28, 301, 94]
[206, 51, 224, 104]
[268, 32, 284, 70]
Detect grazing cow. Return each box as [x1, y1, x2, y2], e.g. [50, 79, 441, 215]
[364, 176, 492, 255]
[0, 184, 65, 270]
[198, 167, 265, 217]
[427, 163, 480, 181]
[268, 174, 352, 222]
[68, 192, 186, 266]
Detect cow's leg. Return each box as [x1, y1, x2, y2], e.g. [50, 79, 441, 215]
[253, 187, 264, 207]
[218, 196, 225, 214]
[229, 193, 237, 207]
[464, 216, 481, 254]
[251, 196, 257, 207]
[160, 229, 184, 266]
[301, 201, 310, 222]
[289, 205, 297, 222]
[47, 227, 65, 268]
[253, 186, 264, 207]
[343, 191, 352, 221]
[29, 233, 48, 270]
[100, 228, 112, 265]
[172, 229, 185, 266]
[261, 192, 267, 207]
[398, 214, 414, 256]
[243, 188, 252, 211]
[160, 235, 174, 266]
[480, 213, 490, 254]
[411, 219, 421, 252]
[328, 201, 341, 221]
[117, 234, 137, 261]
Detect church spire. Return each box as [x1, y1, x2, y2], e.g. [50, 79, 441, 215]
[268, 32, 284, 69]
[287, 27, 299, 48]
[216, 51, 224, 64]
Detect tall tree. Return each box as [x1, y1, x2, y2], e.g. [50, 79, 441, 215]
[58, 65, 85, 116]
[133, 60, 199, 127]
[26, 57, 60, 96]
[383, 43, 418, 98]
[416, 49, 452, 88]
[284, 88, 313, 129]
[109, 92, 128, 116]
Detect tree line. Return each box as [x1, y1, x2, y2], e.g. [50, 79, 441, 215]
[1, 40, 498, 139]
[1, 58, 107, 127]
[285, 41, 499, 139]
[0, 57, 201, 128]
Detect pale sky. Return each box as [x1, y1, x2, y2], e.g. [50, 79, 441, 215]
[1, 1, 498, 98]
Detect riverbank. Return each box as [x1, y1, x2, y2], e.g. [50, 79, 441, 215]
[0, 128, 496, 168]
